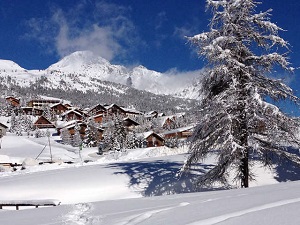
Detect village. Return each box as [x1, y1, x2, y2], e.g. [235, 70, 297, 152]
[0, 96, 195, 157]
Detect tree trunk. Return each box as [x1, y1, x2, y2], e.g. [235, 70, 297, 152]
[239, 71, 249, 188]
[240, 149, 249, 188]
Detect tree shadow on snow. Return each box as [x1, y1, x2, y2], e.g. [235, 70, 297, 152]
[273, 147, 300, 182]
[106, 160, 226, 197]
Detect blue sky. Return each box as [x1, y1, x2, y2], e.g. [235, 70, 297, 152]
[0, 0, 300, 96]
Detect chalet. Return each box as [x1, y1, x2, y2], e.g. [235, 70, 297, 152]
[50, 103, 68, 115]
[21, 107, 44, 116]
[57, 120, 104, 140]
[162, 125, 195, 139]
[93, 114, 104, 124]
[144, 111, 159, 119]
[137, 131, 165, 147]
[158, 113, 185, 129]
[27, 99, 61, 108]
[158, 116, 176, 129]
[0, 122, 8, 136]
[104, 104, 126, 116]
[33, 116, 56, 129]
[123, 117, 139, 129]
[5, 96, 20, 107]
[64, 103, 72, 109]
[88, 104, 106, 116]
[121, 107, 143, 117]
[61, 109, 88, 121]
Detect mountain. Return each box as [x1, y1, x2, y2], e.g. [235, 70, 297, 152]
[0, 51, 201, 97]
[0, 51, 201, 111]
[46, 51, 200, 96]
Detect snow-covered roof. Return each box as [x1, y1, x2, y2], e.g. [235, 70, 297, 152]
[61, 109, 84, 117]
[57, 120, 83, 129]
[162, 124, 196, 135]
[137, 131, 164, 140]
[121, 107, 142, 114]
[157, 116, 175, 127]
[0, 122, 8, 129]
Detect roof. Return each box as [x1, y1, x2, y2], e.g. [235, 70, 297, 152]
[33, 116, 55, 127]
[157, 116, 175, 127]
[137, 131, 164, 140]
[121, 107, 142, 115]
[50, 103, 68, 108]
[57, 120, 82, 129]
[0, 122, 8, 129]
[123, 117, 140, 126]
[61, 109, 84, 117]
[162, 125, 196, 135]
[105, 104, 126, 113]
[89, 103, 106, 112]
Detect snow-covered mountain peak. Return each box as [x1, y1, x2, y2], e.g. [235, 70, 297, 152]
[47, 51, 110, 72]
[132, 65, 161, 78]
[0, 59, 25, 71]
[0, 51, 201, 99]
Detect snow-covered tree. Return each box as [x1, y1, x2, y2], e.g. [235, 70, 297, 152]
[34, 127, 42, 138]
[83, 118, 100, 147]
[102, 115, 128, 152]
[61, 128, 72, 145]
[72, 122, 82, 147]
[182, 0, 300, 188]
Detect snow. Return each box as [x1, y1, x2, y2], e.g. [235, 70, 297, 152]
[0, 60, 25, 71]
[0, 130, 299, 224]
[0, 181, 300, 224]
[0, 50, 200, 98]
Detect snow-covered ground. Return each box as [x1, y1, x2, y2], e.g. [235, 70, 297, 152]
[0, 130, 299, 224]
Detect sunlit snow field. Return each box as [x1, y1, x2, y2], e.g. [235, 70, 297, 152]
[0, 129, 300, 225]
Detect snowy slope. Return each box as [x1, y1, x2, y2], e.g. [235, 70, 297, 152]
[0, 180, 299, 225]
[0, 51, 199, 97]
[0, 130, 299, 224]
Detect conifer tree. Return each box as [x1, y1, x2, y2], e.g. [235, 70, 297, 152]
[182, 0, 300, 188]
[61, 128, 72, 145]
[72, 122, 82, 147]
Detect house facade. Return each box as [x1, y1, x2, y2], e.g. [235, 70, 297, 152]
[33, 116, 56, 129]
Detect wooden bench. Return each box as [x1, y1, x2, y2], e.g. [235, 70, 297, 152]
[0, 199, 61, 210]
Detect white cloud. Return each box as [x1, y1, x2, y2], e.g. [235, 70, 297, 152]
[24, 0, 139, 61]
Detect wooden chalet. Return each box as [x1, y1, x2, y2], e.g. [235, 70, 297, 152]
[50, 103, 68, 115]
[159, 116, 176, 128]
[121, 107, 143, 117]
[0, 122, 8, 136]
[58, 120, 104, 140]
[21, 107, 44, 116]
[163, 125, 195, 139]
[5, 96, 20, 107]
[61, 109, 88, 121]
[93, 114, 104, 124]
[27, 99, 61, 108]
[89, 104, 106, 116]
[144, 111, 159, 119]
[33, 116, 56, 129]
[104, 104, 126, 116]
[64, 103, 72, 109]
[123, 117, 139, 129]
[138, 131, 165, 147]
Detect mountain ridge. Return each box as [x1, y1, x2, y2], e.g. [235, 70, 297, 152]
[0, 50, 201, 98]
